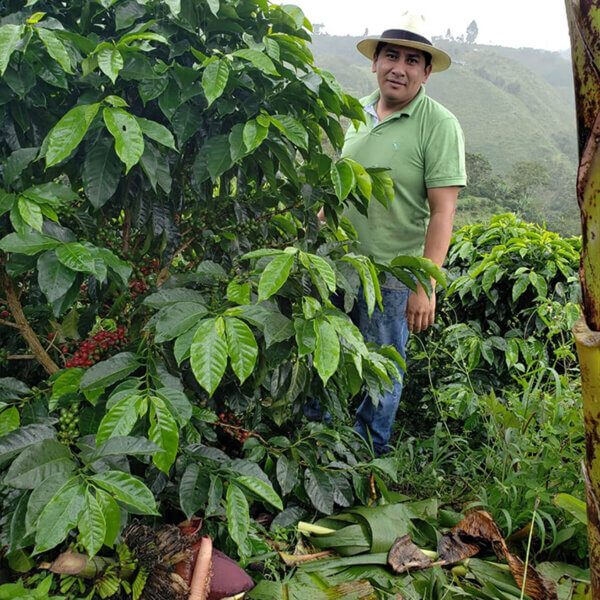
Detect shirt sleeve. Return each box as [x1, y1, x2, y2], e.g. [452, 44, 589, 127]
[423, 117, 467, 188]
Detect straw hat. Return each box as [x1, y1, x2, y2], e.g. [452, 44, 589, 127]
[357, 13, 451, 73]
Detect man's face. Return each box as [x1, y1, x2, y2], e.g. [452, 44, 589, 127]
[372, 44, 432, 109]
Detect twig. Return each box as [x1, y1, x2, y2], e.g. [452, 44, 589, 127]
[156, 235, 197, 287]
[0, 318, 19, 329]
[521, 412, 537, 435]
[7, 354, 35, 360]
[0, 263, 59, 375]
[218, 423, 268, 445]
[255, 201, 303, 223]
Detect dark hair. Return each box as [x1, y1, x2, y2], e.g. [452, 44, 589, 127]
[374, 41, 432, 67]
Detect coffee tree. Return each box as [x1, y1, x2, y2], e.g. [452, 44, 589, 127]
[0, 0, 434, 577]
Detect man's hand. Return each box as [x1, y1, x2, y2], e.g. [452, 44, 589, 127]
[406, 283, 436, 333]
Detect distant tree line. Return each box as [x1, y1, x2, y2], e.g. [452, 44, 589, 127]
[459, 152, 579, 237]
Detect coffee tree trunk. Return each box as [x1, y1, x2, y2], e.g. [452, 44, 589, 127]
[566, 0, 600, 592]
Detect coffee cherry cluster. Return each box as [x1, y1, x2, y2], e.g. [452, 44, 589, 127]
[217, 412, 250, 443]
[129, 278, 149, 300]
[129, 257, 160, 300]
[64, 327, 129, 368]
[0, 310, 9, 319]
[58, 405, 80, 442]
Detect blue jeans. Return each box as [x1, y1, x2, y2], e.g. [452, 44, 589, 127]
[354, 285, 410, 455]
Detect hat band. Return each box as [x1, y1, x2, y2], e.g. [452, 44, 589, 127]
[380, 29, 433, 47]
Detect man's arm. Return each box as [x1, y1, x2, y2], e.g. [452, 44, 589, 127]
[405, 186, 459, 333]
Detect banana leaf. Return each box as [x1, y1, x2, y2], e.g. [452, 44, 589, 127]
[307, 499, 439, 556]
[248, 571, 377, 600]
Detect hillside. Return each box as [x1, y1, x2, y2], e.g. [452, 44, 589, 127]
[308, 35, 580, 235]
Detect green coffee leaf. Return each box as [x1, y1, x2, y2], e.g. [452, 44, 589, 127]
[235, 474, 283, 510]
[303, 253, 336, 293]
[0, 232, 60, 255]
[294, 318, 316, 357]
[231, 49, 278, 75]
[95, 393, 145, 445]
[263, 313, 295, 347]
[82, 135, 121, 208]
[0, 406, 19, 437]
[276, 455, 298, 496]
[226, 483, 250, 549]
[4, 439, 76, 489]
[149, 396, 179, 473]
[0, 24, 24, 75]
[269, 114, 308, 150]
[45, 103, 100, 167]
[225, 318, 258, 384]
[97, 45, 123, 83]
[17, 197, 43, 231]
[0, 424, 56, 463]
[36, 27, 72, 73]
[91, 471, 158, 515]
[34, 483, 85, 554]
[304, 468, 334, 514]
[346, 158, 372, 200]
[96, 489, 121, 547]
[258, 252, 295, 302]
[202, 57, 229, 106]
[80, 352, 140, 393]
[154, 301, 208, 343]
[331, 159, 355, 202]
[164, 0, 181, 15]
[179, 463, 209, 520]
[78, 490, 106, 557]
[55, 242, 95, 273]
[103, 107, 144, 173]
[314, 318, 340, 385]
[207, 0, 219, 15]
[512, 274, 530, 302]
[227, 280, 251, 305]
[156, 388, 192, 427]
[243, 119, 268, 152]
[136, 116, 177, 150]
[37, 250, 76, 305]
[206, 134, 233, 180]
[190, 318, 228, 397]
[89, 436, 160, 461]
[326, 314, 367, 357]
[25, 472, 73, 533]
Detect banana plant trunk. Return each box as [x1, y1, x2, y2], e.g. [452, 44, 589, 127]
[566, 0, 600, 592]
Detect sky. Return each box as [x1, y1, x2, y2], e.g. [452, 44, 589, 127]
[288, 0, 571, 51]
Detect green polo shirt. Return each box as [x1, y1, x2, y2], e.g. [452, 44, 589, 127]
[342, 86, 466, 264]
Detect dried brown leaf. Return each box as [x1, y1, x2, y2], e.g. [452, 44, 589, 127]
[505, 552, 559, 600]
[387, 535, 432, 574]
[437, 511, 506, 564]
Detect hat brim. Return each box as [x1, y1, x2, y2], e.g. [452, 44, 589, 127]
[357, 38, 451, 73]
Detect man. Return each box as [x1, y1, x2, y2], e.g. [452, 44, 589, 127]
[343, 14, 467, 455]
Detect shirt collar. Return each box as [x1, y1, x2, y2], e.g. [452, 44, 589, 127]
[362, 85, 427, 124]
